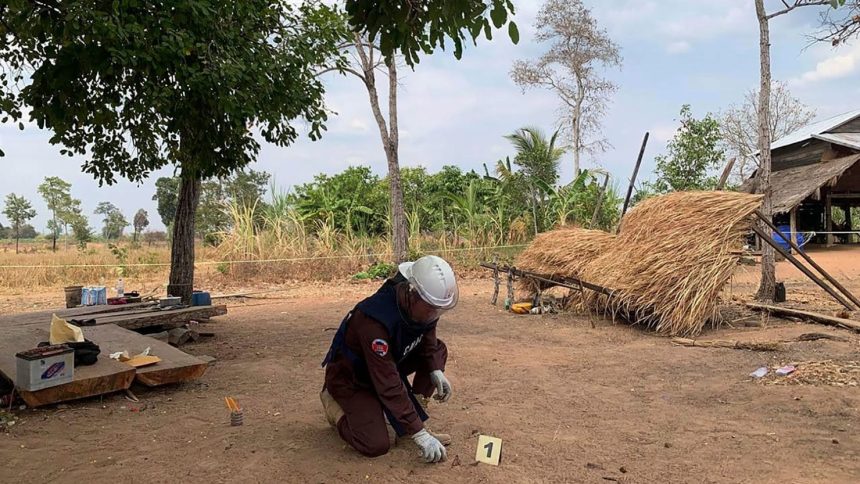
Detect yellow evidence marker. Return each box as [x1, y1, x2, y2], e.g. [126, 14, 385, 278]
[475, 435, 503, 466]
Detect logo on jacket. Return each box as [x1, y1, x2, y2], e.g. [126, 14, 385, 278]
[371, 339, 389, 357]
[402, 335, 423, 358]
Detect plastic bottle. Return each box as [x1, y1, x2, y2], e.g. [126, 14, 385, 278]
[116, 278, 125, 297]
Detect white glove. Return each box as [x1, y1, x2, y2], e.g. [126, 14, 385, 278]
[412, 429, 447, 463]
[430, 370, 452, 402]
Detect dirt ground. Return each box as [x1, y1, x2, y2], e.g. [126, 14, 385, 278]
[2, 247, 860, 483]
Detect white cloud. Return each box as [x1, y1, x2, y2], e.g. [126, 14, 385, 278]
[791, 43, 860, 86]
[658, 5, 749, 41]
[348, 118, 370, 132]
[651, 124, 677, 144]
[666, 41, 692, 54]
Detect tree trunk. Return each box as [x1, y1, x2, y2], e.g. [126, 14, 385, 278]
[15, 227, 19, 254]
[573, 85, 585, 177]
[386, 61, 408, 263]
[167, 170, 201, 304]
[51, 214, 57, 252]
[755, 0, 776, 302]
[354, 36, 408, 263]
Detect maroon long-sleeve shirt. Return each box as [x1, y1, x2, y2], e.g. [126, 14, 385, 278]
[324, 308, 446, 435]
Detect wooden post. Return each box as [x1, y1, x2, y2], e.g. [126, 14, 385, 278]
[851, 205, 857, 244]
[756, 209, 860, 309]
[751, 224, 854, 309]
[622, 132, 649, 218]
[825, 188, 834, 247]
[716, 157, 736, 190]
[789, 206, 798, 254]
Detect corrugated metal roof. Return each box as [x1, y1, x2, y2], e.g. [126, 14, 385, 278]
[812, 132, 860, 151]
[770, 109, 860, 151]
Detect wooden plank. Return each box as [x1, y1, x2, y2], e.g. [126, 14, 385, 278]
[747, 303, 860, 332]
[716, 157, 736, 190]
[81, 325, 208, 387]
[0, 325, 135, 407]
[91, 305, 228, 330]
[0, 302, 158, 328]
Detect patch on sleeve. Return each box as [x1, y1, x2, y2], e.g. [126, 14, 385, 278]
[371, 338, 389, 357]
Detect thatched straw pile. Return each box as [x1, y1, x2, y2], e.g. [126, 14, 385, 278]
[516, 191, 763, 336]
[515, 227, 615, 279]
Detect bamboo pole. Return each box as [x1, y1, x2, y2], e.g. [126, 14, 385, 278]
[754, 210, 860, 309]
[621, 132, 649, 218]
[747, 303, 860, 332]
[479, 263, 615, 296]
[751, 225, 854, 310]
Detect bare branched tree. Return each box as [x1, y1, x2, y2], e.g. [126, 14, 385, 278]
[321, 33, 408, 263]
[721, 81, 816, 183]
[511, 0, 621, 176]
[813, 0, 860, 45]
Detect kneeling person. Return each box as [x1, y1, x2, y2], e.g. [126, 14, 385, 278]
[321, 255, 458, 463]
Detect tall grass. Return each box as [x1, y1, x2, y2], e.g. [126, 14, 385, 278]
[0, 185, 611, 291]
[0, 240, 176, 290]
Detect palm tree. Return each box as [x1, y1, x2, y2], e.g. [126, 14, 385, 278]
[503, 127, 566, 234]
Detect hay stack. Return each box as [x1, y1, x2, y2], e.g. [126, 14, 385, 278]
[514, 191, 763, 337]
[515, 227, 615, 279]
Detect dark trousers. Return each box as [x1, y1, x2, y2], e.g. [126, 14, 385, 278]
[330, 344, 447, 457]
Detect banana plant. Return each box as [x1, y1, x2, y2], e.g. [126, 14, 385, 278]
[535, 169, 592, 228]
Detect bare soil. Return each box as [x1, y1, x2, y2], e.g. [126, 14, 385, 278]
[2, 247, 860, 483]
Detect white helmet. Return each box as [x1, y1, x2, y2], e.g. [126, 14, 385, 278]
[398, 255, 459, 310]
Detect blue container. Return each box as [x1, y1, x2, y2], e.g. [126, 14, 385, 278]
[774, 225, 805, 252]
[192, 291, 212, 307]
[81, 287, 107, 306]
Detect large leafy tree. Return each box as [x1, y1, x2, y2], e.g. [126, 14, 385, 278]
[133, 209, 150, 242]
[649, 105, 724, 193]
[37, 176, 74, 252]
[3, 193, 36, 253]
[152, 177, 182, 228]
[154, 169, 271, 242]
[95, 202, 129, 240]
[1, 1, 344, 302]
[345, 0, 519, 65]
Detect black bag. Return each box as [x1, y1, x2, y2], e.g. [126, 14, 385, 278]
[38, 340, 101, 367]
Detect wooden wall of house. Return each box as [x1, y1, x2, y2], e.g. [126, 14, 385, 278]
[773, 139, 829, 170]
[834, 161, 860, 192]
[831, 117, 860, 133]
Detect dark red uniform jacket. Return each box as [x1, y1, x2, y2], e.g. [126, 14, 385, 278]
[324, 308, 446, 435]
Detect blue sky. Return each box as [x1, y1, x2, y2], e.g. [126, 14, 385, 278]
[2, 0, 859, 231]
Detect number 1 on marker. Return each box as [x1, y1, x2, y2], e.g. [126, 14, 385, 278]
[476, 435, 502, 466]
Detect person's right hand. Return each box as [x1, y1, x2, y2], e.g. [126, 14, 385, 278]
[411, 429, 447, 463]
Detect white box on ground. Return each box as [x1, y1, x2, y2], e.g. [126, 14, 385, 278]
[15, 345, 74, 391]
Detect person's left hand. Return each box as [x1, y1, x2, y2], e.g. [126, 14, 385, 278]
[430, 370, 452, 402]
